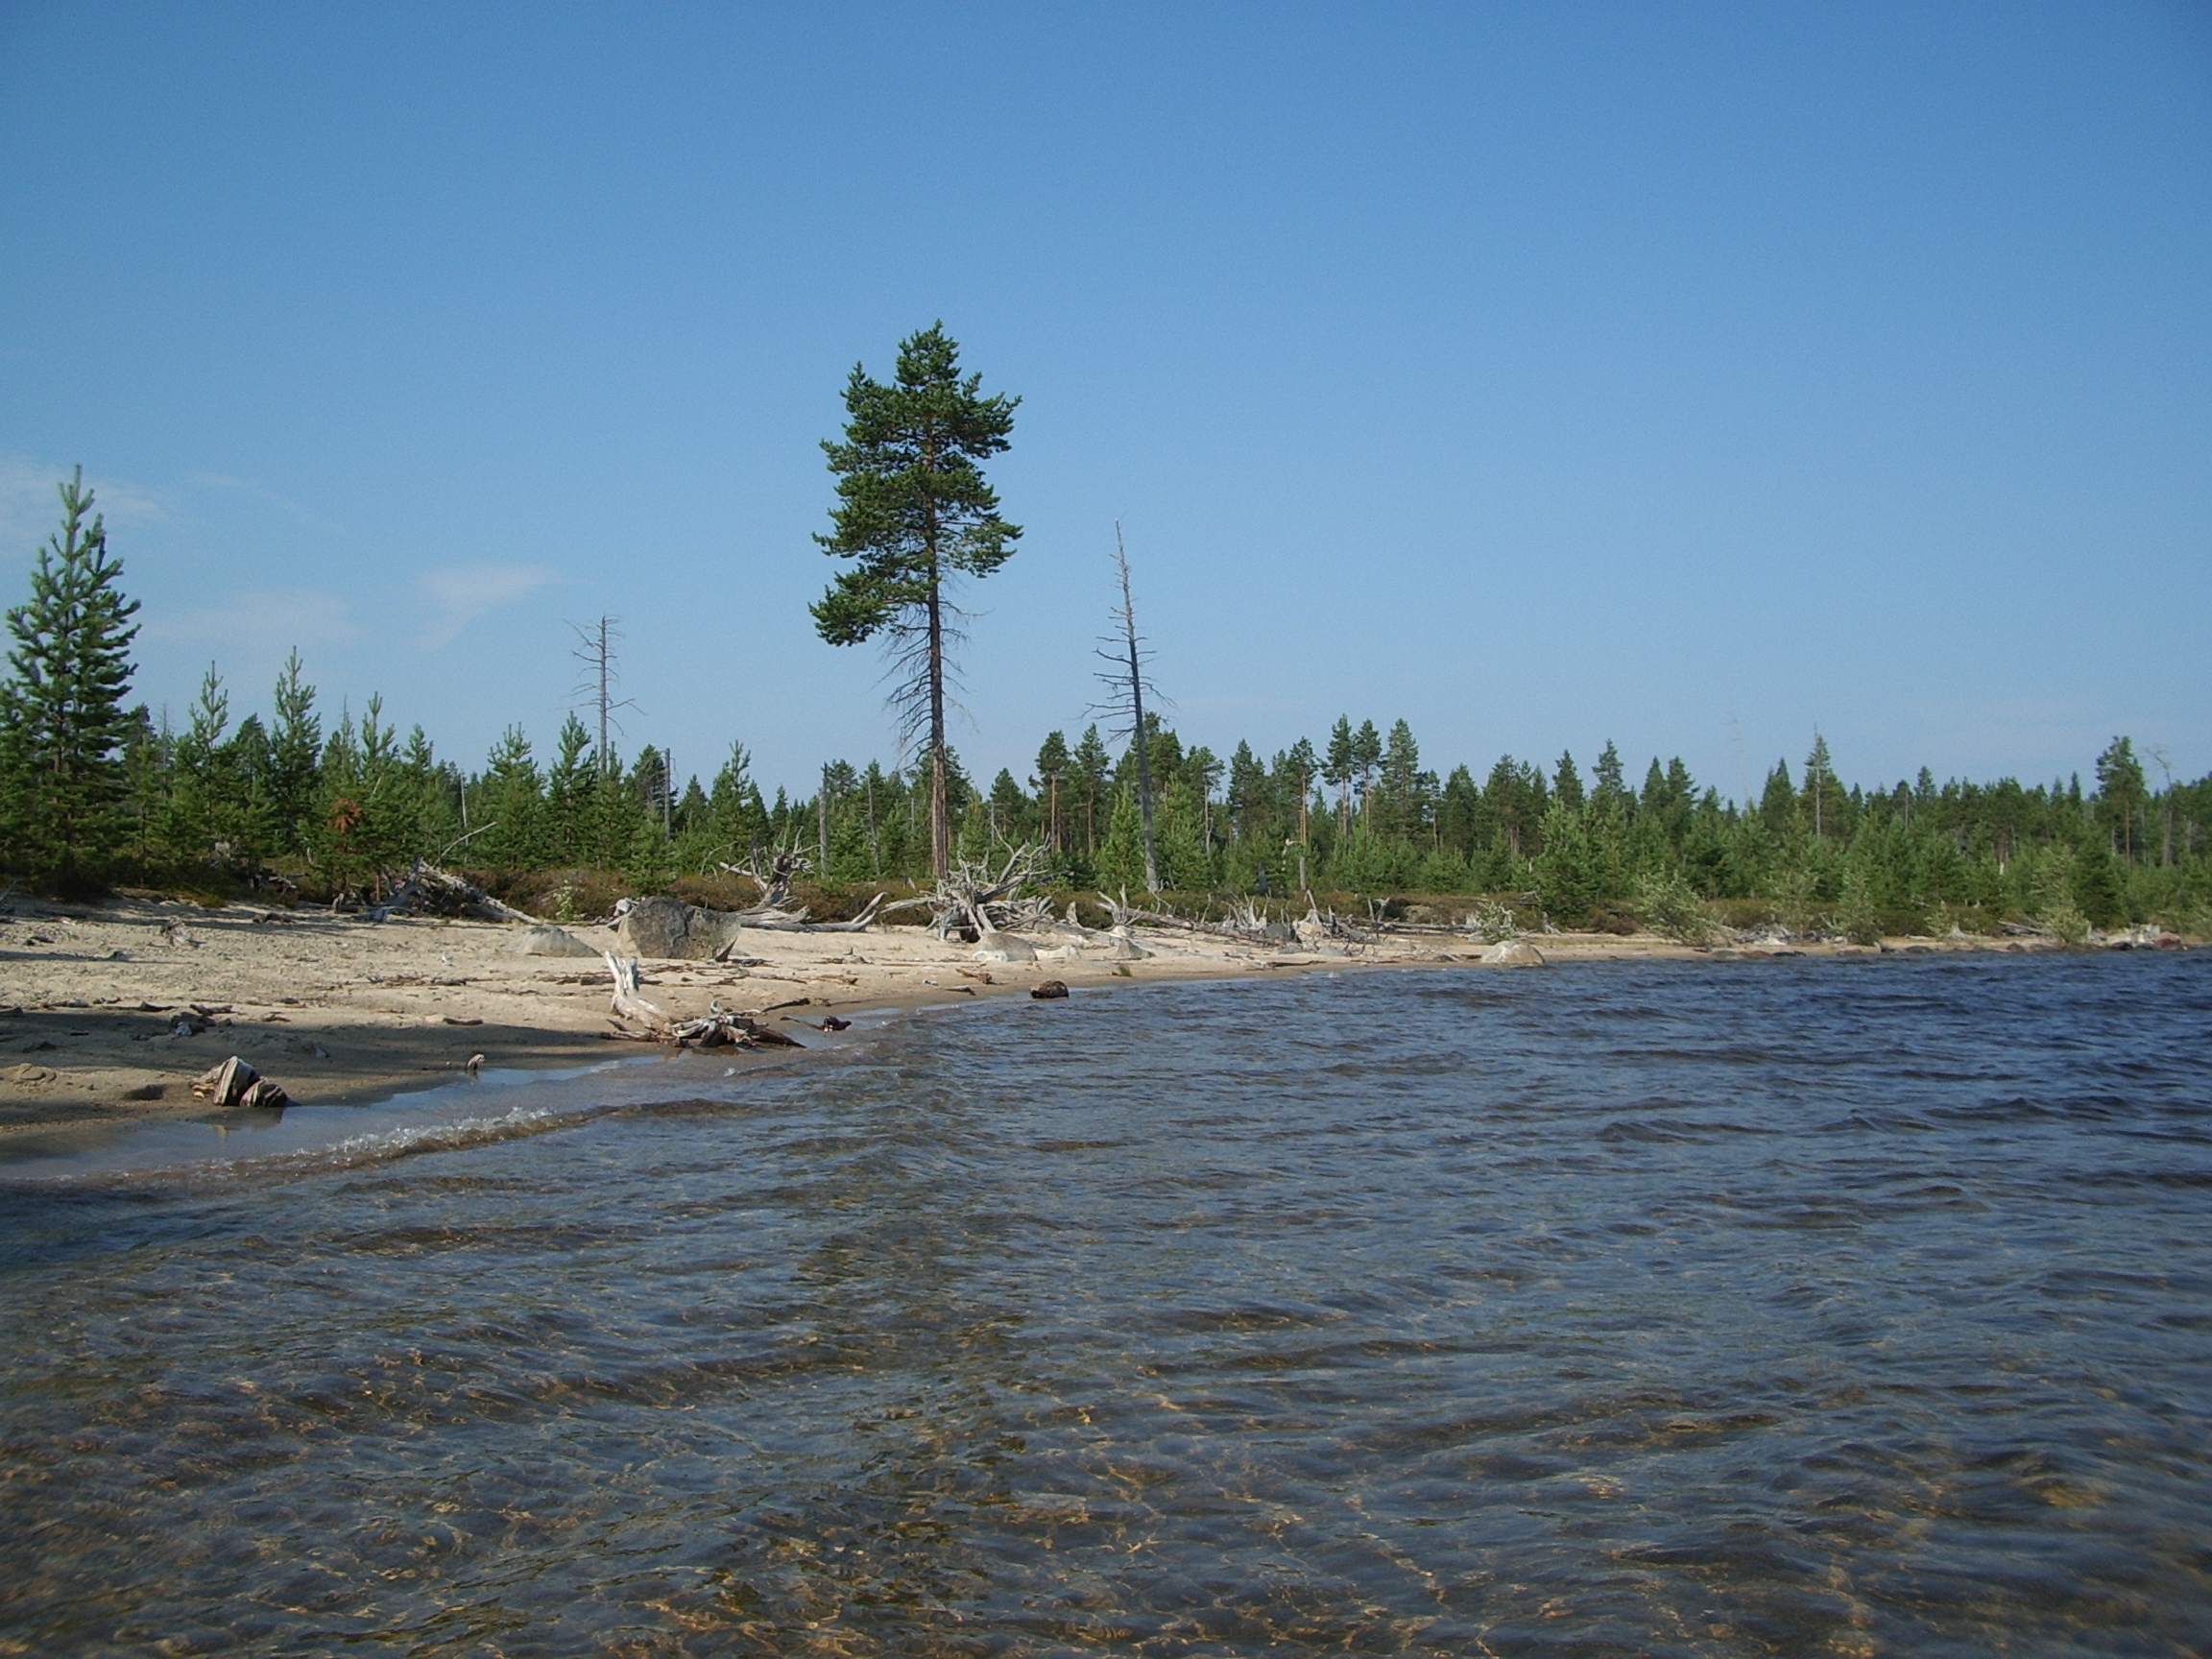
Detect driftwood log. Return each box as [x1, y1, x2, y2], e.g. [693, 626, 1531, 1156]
[601, 952, 805, 1049]
[191, 1055, 290, 1110]
[373, 861, 541, 925]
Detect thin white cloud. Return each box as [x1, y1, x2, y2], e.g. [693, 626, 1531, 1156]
[418, 564, 561, 648]
[0, 453, 174, 564]
[187, 472, 346, 537]
[145, 588, 365, 651]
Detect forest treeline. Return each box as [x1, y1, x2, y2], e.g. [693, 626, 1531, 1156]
[5, 469, 2208, 939]
[6, 637, 2207, 940]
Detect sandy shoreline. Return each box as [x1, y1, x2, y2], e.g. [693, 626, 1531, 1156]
[0, 892, 2110, 1142]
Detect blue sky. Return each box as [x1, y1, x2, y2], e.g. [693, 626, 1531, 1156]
[2, 2, 2206, 802]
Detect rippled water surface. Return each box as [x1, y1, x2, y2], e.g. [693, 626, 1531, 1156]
[4, 953, 2210, 1656]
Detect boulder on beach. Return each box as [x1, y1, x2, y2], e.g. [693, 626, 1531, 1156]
[1108, 931, 1152, 960]
[974, 931, 1038, 963]
[614, 896, 745, 961]
[503, 926, 600, 958]
[1480, 940, 1548, 968]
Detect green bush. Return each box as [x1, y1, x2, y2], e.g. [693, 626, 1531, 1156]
[1634, 867, 1719, 945]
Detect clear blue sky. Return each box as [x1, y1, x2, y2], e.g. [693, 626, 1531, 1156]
[3, 2, 2206, 803]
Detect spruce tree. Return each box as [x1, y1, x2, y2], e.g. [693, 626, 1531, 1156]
[1552, 752, 1586, 813]
[812, 323, 1021, 880]
[0, 469, 141, 882]
[267, 652, 324, 859]
[1593, 740, 1627, 805]
[1804, 733, 1840, 840]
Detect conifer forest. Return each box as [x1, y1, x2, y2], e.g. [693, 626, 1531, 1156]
[6, 364, 2208, 943]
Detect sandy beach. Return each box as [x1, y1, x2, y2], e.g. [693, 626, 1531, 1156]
[0, 891, 2072, 1141]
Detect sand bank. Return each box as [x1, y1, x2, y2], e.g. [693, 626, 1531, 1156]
[0, 892, 2064, 1140]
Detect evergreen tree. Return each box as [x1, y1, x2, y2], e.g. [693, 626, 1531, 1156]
[543, 713, 596, 863]
[1376, 720, 1424, 841]
[1324, 716, 1357, 831]
[2094, 736, 2147, 864]
[1225, 740, 1267, 843]
[1804, 733, 1842, 839]
[1760, 759, 1798, 830]
[1096, 787, 1149, 892]
[811, 322, 1021, 880]
[477, 726, 545, 869]
[1552, 751, 1585, 813]
[266, 652, 324, 859]
[1352, 719, 1383, 818]
[0, 469, 141, 881]
[1033, 730, 1071, 851]
[157, 664, 233, 865]
[1592, 741, 1626, 806]
[1070, 725, 1111, 856]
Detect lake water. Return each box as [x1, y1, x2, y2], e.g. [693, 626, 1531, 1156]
[3, 952, 2209, 1656]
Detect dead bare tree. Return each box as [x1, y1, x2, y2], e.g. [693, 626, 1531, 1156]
[570, 614, 639, 769]
[1091, 523, 1166, 892]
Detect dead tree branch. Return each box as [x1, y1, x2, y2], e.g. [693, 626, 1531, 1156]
[373, 861, 542, 925]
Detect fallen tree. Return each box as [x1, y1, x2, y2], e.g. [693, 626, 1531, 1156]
[601, 952, 805, 1048]
[883, 844, 1052, 939]
[371, 861, 543, 925]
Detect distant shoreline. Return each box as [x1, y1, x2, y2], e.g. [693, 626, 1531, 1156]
[0, 893, 2183, 1144]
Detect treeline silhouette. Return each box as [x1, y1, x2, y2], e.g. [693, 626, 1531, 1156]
[16, 651, 2211, 939]
[3, 472, 2204, 935]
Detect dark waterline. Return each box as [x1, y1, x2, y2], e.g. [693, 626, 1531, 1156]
[3, 953, 2209, 1656]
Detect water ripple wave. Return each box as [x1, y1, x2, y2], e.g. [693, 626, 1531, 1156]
[2, 951, 2208, 1656]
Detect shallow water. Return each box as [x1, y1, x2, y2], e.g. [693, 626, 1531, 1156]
[3, 953, 2209, 1656]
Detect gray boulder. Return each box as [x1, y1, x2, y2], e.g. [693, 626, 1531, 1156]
[974, 931, 1038, 963]
[614, 897, 746, 961]
[504, 925, 600, 958]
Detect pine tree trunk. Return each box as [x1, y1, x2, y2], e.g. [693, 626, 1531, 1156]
[927, 584, 950, 882]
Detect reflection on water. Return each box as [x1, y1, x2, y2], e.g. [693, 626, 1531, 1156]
[3, 953, 2209, 1655]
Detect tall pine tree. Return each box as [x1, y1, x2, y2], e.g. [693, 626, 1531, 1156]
[811, 323, 1021, 880]
[0, 469, 141, 882]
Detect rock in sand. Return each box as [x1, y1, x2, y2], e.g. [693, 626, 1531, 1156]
[974, 931, 1039, 963]
[504, 926, 600, 958]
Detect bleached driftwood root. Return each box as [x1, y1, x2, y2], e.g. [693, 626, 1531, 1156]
[601, 952, 804, 1049]
[373, 861, 542, 925]
[883, 845, 1052, 939]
